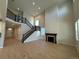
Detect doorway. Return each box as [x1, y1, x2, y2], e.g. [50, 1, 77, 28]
[35, 20, 40, 31]
[4, 20, 21, 47]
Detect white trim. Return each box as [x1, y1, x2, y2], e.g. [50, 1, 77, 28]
[6, 17, 21, 25]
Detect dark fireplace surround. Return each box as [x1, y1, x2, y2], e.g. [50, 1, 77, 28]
[46, 33, 57, 44]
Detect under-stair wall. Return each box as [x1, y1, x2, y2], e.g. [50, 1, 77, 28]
[20, 23, 31, 41]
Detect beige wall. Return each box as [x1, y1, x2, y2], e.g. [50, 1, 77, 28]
[45, 1, 75, 46]
[28, 16, 35, 26]
[14, 26, 21, 40]
[0, 0, 8, 48]
[73, 0, 79, 21]
[0, 0, 8, 20]
[0, 21, 6, 48]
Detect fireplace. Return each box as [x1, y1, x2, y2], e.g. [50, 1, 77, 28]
[46, 33, 57, 44]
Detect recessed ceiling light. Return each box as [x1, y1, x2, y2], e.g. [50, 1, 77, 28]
[17, 8, 20, 11]
[73, 0, 75, 3]
[8, 28, 13, 31]
[38, 7, 40, 10]
[32, 2, 35, 6]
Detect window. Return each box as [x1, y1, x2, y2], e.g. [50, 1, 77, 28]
[75, 19, 79, 41]
[35, 20, 39, 26]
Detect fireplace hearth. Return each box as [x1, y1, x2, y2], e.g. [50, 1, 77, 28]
[46, 33, 57, 44]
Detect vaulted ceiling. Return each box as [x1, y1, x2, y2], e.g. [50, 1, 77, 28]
[8, 0, 67, 18]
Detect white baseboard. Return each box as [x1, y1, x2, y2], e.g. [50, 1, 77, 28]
[76, 40, 79, 53]
[58, 41, 76, 47]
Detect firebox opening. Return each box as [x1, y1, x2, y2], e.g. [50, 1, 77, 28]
[48, 36, 55, 43]
[46, 33, 57, 44]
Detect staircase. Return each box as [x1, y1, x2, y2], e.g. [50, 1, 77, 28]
[7, 8, 35, 43]
[22, 27, 35, 43]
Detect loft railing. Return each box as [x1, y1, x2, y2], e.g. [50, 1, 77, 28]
[7, 9, 16, 21]
[7, 8, 33, 29]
